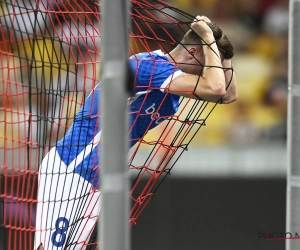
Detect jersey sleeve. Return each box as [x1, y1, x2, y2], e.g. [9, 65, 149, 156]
[135, 54, 182, 92]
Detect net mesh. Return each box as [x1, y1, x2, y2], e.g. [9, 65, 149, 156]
[0, 0, 230, 249]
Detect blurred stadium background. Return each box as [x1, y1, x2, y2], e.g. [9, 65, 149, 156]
[0, 0, 288, 249]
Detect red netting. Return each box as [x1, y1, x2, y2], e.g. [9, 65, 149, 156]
[0, 0, 228, 249]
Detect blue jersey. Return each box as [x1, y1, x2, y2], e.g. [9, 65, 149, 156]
[55, 50, 183, 187]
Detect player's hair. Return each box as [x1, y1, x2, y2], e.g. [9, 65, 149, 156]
[180, 22, 234, 59]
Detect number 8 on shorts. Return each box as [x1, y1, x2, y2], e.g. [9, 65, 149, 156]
[51, 217, 70, 247]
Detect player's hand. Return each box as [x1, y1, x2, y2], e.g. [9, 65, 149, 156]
[191, 15, 214, 39]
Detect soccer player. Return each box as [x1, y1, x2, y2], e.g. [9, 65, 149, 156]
[35, 15, 237, 250]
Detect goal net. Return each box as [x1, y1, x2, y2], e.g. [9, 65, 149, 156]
[0, 0, 231, 249]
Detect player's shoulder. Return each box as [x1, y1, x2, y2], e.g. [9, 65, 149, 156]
[130, 50, 168, 61]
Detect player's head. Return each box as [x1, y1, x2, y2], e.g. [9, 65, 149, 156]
[175, 22, 234, 75]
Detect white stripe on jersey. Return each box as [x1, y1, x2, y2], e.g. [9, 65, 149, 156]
[67, 131, 102, 171]
[127, 70, 183, 106]
[160, 70, 183, 91]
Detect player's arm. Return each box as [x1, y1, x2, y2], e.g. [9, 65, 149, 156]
[221, 59, 238, 104]
[167, 17, 226, 102]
